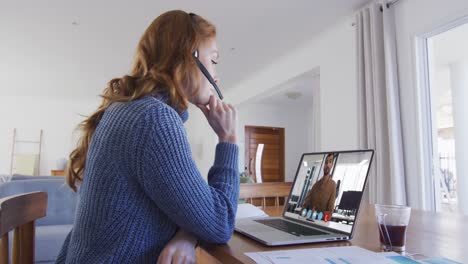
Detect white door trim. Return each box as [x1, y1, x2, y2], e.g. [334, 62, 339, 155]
[413, 14, 468, 211]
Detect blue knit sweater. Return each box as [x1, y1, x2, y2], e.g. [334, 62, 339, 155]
[56, 96, 239, 263]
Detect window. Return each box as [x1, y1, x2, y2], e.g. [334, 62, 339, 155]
[422, 20, 468, 213]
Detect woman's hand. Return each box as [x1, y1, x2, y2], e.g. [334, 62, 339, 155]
[197, 95, 237, 144]
[157, 230, 197, 264]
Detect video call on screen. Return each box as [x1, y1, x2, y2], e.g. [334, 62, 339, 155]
[285, 151, 372, 232]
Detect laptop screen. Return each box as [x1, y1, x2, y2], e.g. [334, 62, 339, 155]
[283, 150, 374, 234]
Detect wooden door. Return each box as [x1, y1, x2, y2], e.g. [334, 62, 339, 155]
[245, 126, 285, 183]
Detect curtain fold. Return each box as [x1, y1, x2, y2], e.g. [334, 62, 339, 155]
[356, 2, 407, 205]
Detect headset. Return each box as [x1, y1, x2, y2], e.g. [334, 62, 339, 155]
[192, 49, 223, 100]
[190, 13, 224, 100]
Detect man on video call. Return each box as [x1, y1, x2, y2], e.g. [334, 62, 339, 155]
[302, 153, 337, 213]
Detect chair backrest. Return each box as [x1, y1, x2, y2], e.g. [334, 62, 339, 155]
[0, 191, 47, 264]
[337, 191, 362, 211]
[239, 182, 292, 208]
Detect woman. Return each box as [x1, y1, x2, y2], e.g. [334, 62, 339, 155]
[56, 10, 239, 263]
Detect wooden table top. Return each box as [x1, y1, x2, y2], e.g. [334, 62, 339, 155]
[201, 204, 468, 264]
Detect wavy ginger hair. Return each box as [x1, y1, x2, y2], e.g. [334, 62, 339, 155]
[66, 10, 216, 191]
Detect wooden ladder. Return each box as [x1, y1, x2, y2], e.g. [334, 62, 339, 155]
[9, 128, 43, 175]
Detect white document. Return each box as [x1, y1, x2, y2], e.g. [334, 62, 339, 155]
[245, 246, 415, 264]
[236, 203, 269, 220]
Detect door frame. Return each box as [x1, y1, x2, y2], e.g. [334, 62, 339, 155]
[245, 125, 285, 182]
[414, 14, 468, 211]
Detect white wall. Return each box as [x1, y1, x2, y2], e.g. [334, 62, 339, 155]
[0, 96, 100, 175]
[184, 106, 218, 179]
[226, 18, 358, 152]
[0, 95, 219, 180]
[215, 0, 468, 210]
[0, 2, 360, 182]
[393, 0, 468, 209]
[237, 103, 312, 182]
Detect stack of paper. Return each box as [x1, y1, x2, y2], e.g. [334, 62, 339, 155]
[236, 203, 269, 220]
[245, 246, 462, 264]
[246, 246, 399, 264]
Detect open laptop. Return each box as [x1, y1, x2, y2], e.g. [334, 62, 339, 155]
[235, 149, 374, 246]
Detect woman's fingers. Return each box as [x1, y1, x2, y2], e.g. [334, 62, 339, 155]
[196, 97, 237, 144]
[210, 95, 217, 111]
[228, 104, 236, 118]
[222, 102, 230, 112]
[156, 249, 172, 264]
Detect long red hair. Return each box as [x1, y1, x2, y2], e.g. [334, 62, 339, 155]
[66, 10, 216, 191]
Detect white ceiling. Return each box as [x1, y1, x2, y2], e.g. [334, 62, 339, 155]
[431, 22, 468, 68]
[0, 0, 368, 98]
[251, 69, 319, 107]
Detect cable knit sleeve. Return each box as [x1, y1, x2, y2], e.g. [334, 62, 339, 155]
[136, 105, 239, 244]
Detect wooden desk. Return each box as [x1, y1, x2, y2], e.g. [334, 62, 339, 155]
[50, 170, 65, 176]
[201, 204, 468, 263]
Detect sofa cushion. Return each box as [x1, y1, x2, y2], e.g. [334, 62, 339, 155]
[11, 174, 63, 181]
[36, 224, 73, 262]
[0, 179, 77, 226]
[0, 174, 12, 183]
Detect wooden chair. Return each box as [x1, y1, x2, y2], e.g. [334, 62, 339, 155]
[0, 192, 47, 264]
[239, 182, 292, 208]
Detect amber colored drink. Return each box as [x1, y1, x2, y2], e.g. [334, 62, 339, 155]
[379, 224, 407, 247]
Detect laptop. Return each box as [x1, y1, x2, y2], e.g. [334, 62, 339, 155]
[235, 149, 374, 246]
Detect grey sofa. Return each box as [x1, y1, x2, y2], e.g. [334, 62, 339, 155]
[0, 177, 77, 263]
[11, 174, 62, 181]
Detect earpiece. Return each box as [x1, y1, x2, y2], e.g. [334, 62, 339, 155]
[192, 49, 224, 100]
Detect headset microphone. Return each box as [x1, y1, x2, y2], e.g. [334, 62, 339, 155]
[193, 49, 224, 100]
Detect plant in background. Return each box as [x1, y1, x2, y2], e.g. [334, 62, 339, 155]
[240, 166, 254, 183]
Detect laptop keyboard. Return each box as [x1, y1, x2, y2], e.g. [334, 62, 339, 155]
[255, 218, 328, 237]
